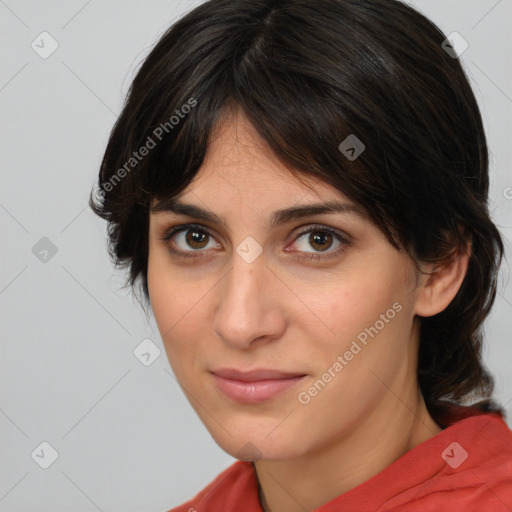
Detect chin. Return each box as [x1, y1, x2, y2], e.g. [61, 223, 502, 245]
[208, 425, 305, 462]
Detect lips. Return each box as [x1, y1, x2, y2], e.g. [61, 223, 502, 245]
[210, 368, 307, 404]
[212, 368, 306, 381]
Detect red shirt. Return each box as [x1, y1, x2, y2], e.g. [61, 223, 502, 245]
[168, 410, 512, 511]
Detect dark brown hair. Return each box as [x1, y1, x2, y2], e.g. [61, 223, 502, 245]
[90, 0, 505, 423]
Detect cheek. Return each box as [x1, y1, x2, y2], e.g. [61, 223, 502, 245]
[149, 281, 199, 380]
[147, 250, 190, 352]
[148, 242, 196, 329]
[296, 270, 398, 337]
[147, 251, 173, 333]
[147, 251, 215, 377]
[293, 260, 413, 369]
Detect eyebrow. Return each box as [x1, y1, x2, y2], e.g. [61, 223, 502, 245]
[151, 197, 368, 228]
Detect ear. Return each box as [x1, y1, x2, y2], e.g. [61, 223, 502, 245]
[414, 237, 471, 317]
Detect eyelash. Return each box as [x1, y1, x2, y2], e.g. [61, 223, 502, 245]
[159, 223, 350, 262]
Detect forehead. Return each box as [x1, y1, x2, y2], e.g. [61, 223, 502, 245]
[150, 111, 372, 231]
[180, 111, 345, 203]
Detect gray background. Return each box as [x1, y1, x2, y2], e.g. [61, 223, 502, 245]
[1, 0, 511, 510]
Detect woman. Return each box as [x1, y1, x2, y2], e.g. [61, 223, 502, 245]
[90, 0, 512, 510]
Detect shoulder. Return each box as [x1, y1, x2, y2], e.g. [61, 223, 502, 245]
[165, 460, 261, 512]
[330, 410, 512, 511]
[384, 412, 512, 511]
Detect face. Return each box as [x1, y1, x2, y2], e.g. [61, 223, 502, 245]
[147, 112, 424, 461]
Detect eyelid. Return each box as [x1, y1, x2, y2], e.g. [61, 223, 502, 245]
[159, 223, 222, 256]
[159, 222, 350, 260]
[285, 225, 349, 260]
[159, 223, 218, 243]
[292, 224, 349, 244]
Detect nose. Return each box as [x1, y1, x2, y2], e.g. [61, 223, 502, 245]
[213, 249, 286, 350]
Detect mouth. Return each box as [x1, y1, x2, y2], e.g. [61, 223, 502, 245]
[210, 368, 307, 404]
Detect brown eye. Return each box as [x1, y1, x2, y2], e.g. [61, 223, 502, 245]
[160, 223, 348, 262]
[185, 229, 210, 249]
[291, 226, 345, 255]
[160, 224, 222, 259]
[308, 231, 334, 252]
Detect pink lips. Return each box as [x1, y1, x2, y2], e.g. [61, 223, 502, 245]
[211, 368, 307, 404]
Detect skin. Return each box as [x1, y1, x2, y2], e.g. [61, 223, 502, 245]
[147, 111, 470, 511]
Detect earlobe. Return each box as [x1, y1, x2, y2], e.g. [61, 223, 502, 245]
[414, 240, 471, 318]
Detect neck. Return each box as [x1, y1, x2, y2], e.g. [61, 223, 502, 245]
[254, 386, 442, 512]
